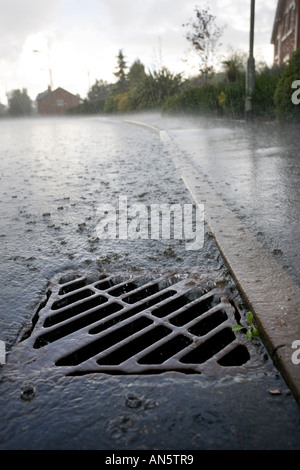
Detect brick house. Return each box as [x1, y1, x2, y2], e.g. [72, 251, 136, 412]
[36, 87, 81, 115]
[271, 0, 300, 65]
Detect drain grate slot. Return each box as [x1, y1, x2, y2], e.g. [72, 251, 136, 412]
[151, 293, 192, 318]
[181, 328, 236, 364]
[59, 279, 88, 295]
[138, 335, 193, 365]
[51, 289, 94, 310]
[169, 296, 218, 327]
[107, 281, 140, 297]
[56, 317, 153, 366]
[97, 326, 172, 366]
[44, 295, 108, 327]
[10, 272, 254, 378]
[122, 277, 180, 304]
[94, 279, 114, 291]
[89, 290, 176, 335]
[188, 309, 228, 337]
[123, 284, 163, 304]
[33, 302, 123, 349]
[217, 344, 250, 367]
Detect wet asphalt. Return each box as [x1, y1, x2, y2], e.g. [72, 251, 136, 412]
[0, 115, 300, 451]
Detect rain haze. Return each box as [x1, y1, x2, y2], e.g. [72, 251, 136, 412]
[0, 0, 277, 105]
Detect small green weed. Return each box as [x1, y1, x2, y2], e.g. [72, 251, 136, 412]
[232, 312, 259, 341]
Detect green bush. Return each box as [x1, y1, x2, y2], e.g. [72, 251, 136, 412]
[253, 66, 282, 119]
[274, 47, 300, 121]
[130, 67, 183, 111]
[164, 78, 247, 119]
[8, 89, 32, 116]
[163, 84, 221, 115]
[103, 95, 119, 113]
[66, 99, 94, 115]
[219, 76, 246, 119]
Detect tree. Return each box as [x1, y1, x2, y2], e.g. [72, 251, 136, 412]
[222, 51, 246, 83]
[150, 67, 183, 104]
[127, 59, 147, 89]
[0, 103, 7, 117]
[130, 66, 183, 110]
[114, 50, 128, 93]
[87, 79, 110, 113]
[183, 6, 225, 81]
[7, 89, 32, 116]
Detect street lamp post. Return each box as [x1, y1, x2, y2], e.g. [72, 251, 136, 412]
[33, 49, 53, 91]
[33, 48, 55, 114]
[245, 0, 256, 121]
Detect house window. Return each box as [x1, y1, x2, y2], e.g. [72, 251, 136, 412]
[57, 99, 64, 107]
[283, 3, 296, 37]
[289, 6, 295, 31]
[284, 13, 289, 36]
[275, 38, 279, 57]
[283, 2, 295, 38]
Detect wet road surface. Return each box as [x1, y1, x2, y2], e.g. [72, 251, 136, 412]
[0, 115, 300, 450]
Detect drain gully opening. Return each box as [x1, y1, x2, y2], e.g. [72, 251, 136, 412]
[10, 272, 254, 378]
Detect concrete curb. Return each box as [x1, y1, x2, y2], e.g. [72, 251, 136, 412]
[170, 140, 300, 408]
[123, 119, 161, 135]
[123, 119, 300, 408]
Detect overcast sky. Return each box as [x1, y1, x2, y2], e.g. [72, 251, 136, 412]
[0, 0, 278, 105]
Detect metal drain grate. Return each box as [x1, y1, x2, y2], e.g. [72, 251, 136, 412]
[8, 271, 253, 378]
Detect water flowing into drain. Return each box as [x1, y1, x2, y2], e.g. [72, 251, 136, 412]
[7, 271, 254, 379]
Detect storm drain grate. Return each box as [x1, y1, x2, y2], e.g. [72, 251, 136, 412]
[9, 271, 253, 378]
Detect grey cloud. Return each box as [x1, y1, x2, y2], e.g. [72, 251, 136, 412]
[0, 0, 64, 60]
